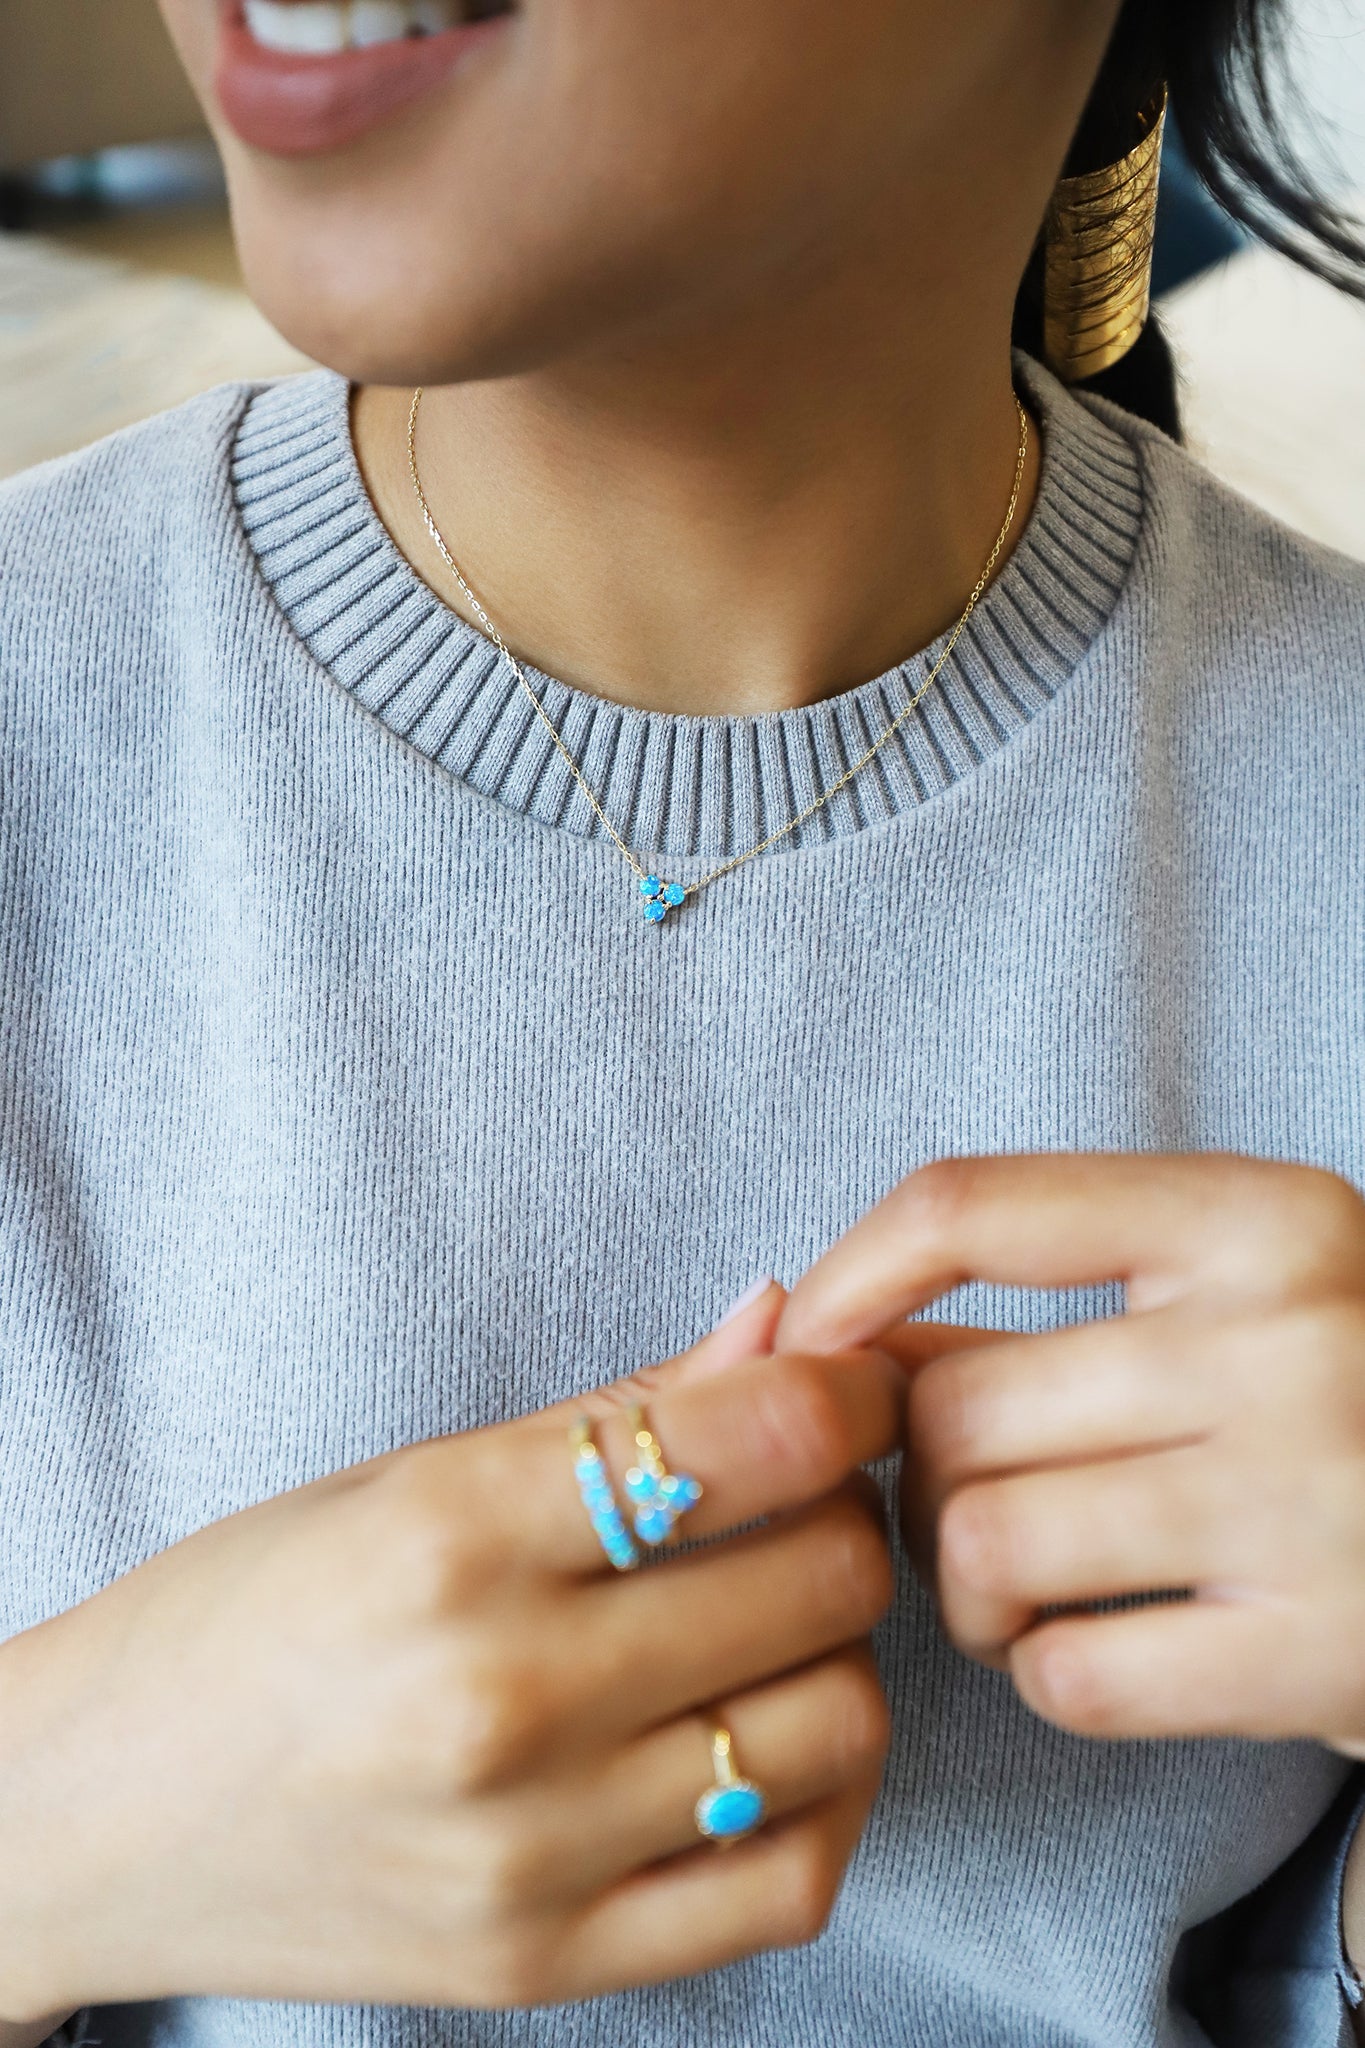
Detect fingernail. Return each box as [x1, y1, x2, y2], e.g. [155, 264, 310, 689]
[715, 1275, 774, 1328]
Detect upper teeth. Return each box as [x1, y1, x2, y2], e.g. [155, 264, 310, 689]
[242, 0, 460, 54]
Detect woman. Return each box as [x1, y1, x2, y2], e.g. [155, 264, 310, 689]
[0, 0, 1363, 2043]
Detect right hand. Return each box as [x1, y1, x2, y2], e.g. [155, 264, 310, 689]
[0, 1284, 903, 2023]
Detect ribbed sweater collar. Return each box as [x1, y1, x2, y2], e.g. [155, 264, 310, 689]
[231, 352, 1143, 863]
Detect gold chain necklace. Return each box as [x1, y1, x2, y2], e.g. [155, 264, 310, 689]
[406, 386, 1029, 925]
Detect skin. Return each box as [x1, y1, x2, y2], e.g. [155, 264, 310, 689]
[150, 0, 1100, 714]
[777, 1154, 1365, 1995]
[2, 0, 1361, 2034]
[0, 1292, 903, 2022]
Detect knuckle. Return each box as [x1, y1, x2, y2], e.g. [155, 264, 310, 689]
[411, 1654, 548, 1799]
[933, 1578, 987, 1661]
[1292, 1164, 1364, 1235]
[904, 1156, 986, 1244]
[778, 1834, 845, 1947]
[1308, 1457, 1365, 1565]
[1020, 1630, 1120, 1737]
[909, 1356, 985, 1471]
[938, 1484, 1021, 1595]
[461, 1814, 554, 1919]
[807, 1496, 894, 1630]
[1263, 1165, 1365, 1282]
[456, 1661, 549, 1795]
[1275, 1298, 1365, 1422]
[1305, 1295, 1365, 1363]
[823, 1658, 893, 1775]
[366, 1462, 492, 1618]
[749, 1360, 856, 1493]
[910, 1153, 982, 1215]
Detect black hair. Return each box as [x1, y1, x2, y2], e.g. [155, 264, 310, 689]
[1012, 0, 1365, 439]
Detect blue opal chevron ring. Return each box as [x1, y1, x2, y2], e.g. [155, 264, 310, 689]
[623, 1403, 703, 1546]
[570, 1417, 639, 1571]
[695, 1726, 767, 1845]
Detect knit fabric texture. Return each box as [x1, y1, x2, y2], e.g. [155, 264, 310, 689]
[2, 351, 1364, 2047]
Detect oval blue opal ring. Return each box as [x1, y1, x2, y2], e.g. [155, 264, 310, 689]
[694, 1726, 768, 1846]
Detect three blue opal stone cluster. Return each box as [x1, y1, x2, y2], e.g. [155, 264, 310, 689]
[624, 1459, 703, 1545]
[640, 874, 687, 923]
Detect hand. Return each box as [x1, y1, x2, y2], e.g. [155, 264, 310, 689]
[0, 1285, 901, 2025]
[775, 1151, 1365, 1754]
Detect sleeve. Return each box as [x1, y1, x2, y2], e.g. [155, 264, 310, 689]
[38, 2017, 98, 2047]
[1175, 1766, 1365, 2047]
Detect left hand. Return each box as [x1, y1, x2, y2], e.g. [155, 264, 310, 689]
[774, 1152, 1365, 1757]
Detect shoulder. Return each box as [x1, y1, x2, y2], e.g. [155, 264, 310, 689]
[1054, 379, 1365, 917]
[0, 373, 334, 658]
[0, 378, 253, 564]
[1071, 380, 1365, 689]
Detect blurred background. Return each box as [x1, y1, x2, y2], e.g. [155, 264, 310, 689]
[0, 0, 1362, 555]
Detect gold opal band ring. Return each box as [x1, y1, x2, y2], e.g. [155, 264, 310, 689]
[694, 1726, 768, 1846]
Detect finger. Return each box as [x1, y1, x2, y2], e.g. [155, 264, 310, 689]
[1008, 1594, 1365, 1743]
[545, 1643, 888, 1890]
[656, 1277, 786, 1381]
[907, 1307, 1216, 1498]
[877, 1319, 1015, 1371]
[420, 1345, 906, 1578]
[775, 1152, 1364, 1355]
[881, 1319, 1020, 1582]
[935, 1444, 1231, 1662]
[566, 1774, 878, 2000]
[572, 1478, 893, 1733]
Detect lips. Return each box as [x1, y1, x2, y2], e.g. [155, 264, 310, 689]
[214, 0, 513, 157]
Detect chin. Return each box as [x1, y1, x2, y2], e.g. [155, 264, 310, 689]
[228, 197, 667, 387]
[167, 0, 896, 389]
[221, 125, 767, 389]
[231, 238, 527, 386]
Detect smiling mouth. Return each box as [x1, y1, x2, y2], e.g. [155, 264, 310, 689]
[238, 0, 512, 57]
[217, 0, 516, 155]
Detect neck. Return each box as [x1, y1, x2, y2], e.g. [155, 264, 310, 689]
[353, 248, 1040, 719]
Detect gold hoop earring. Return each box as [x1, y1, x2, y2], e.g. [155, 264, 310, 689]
[1043, 86, 1168, 385]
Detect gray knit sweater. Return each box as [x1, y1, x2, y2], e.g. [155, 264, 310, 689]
[2, 352, 1364, 2048]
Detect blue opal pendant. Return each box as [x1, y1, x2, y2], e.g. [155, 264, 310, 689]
[640, 874, 687, 924]
[623, 1404, 703, 1545]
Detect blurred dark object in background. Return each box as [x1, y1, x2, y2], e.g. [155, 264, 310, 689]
[1153, 118, 1248, 293]
[0, 0, 205, 228]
